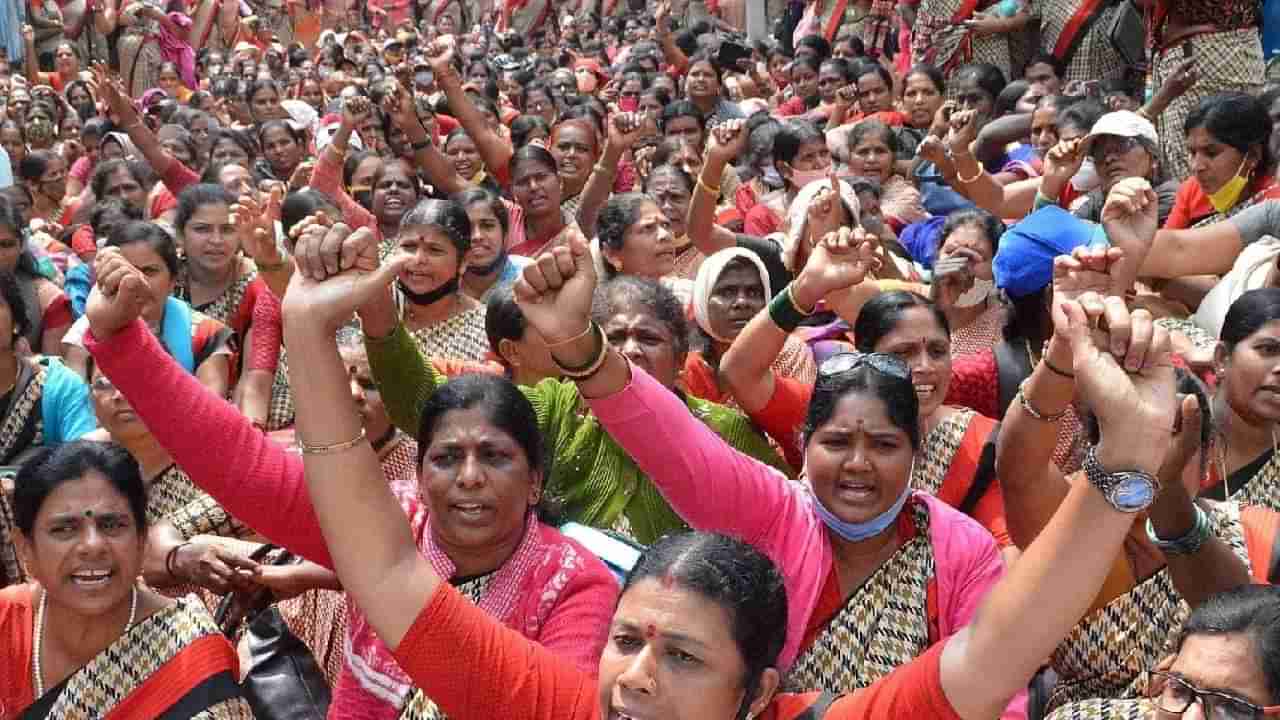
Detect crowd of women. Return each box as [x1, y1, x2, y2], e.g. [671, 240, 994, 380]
[2, 0, 1280, 717]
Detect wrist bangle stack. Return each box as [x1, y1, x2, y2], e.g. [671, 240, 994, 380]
[165, 542, 192, 579]
[768, 284, 813, 332]
[552, 322, 610, 380]
[1146, 504, 1212, 556]
[1015, 378, 1069, 422]
[298, 427, 368, 455]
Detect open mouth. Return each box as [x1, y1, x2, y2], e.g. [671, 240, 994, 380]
[70, 569, 114, 587]
[834, 480, 878, 504]
[915, 383, 937, 402]
[450, 502, 491, 522]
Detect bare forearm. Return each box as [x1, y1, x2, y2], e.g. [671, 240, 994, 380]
[719, 310, 785, 414]
[577, 143, 623, 237]
[687, 158, 735, 254]
[1149, 484, 1250, 607]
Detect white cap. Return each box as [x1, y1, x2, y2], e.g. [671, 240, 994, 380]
[1083, 110, 1158, 150]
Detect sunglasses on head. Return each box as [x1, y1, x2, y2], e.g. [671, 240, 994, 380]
[818, 352, 911, 381]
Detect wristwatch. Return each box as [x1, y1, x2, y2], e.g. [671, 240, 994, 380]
[1082, 446, 1160, 513]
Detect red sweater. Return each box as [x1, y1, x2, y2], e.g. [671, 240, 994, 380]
[392, 583, 962, 720]
[83, 320, 617, 680]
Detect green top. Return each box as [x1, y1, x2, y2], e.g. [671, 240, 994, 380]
[366, 324, 794, 545]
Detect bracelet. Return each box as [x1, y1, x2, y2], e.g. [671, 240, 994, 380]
[1015, 379, 1069, 422]
[165, 542, 192, 580]
[298, 427, 368, 455]
[1146, 504, 1212, 556]
[1042, 356, 1075, 379]
[696, 175, 721, 197]
[593, 162, 614, 176]
[768, 284, 812, 333]
[954, 161, 983, 185]
[544, 322, 595, 349]
[553, 323, 610, 379]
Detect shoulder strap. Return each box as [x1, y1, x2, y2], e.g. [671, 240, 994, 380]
[958, 422, 1000, 517]
[795, 692, 838, 720]
[994, 340, 1032, 420]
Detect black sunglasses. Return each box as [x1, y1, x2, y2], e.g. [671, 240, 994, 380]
[1150, 670, 1280, 720]
[818, 351, 911, 381]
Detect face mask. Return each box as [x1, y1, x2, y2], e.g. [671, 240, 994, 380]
[954, 276, 995, 308]
[813, 470, 913, 542]
[762, 166, 785, 189]
[1208, 156, 1252, 214]
[787, 164, 828, 190]
[618, 96, 639, 112]
[1070, 157, 1102, 193]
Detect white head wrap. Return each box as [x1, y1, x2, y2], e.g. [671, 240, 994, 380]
[692, 247, 773, 343]
[779, 177, 861, 272]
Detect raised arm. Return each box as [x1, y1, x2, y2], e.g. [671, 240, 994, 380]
[688, 119, 749, 256]
[83, 248, 336, 568]
[93, 63, 184, 188]
[279, 222, 434, 649]
[381, 81, 468, 196]
[653, 0, 688, 73]
[577, 110, 652, 238]
[21, 25, 41, 84]
[940, 292, 1177, 720]
[425, 37, 513, 182]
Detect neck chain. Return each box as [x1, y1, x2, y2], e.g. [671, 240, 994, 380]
[33, 584, 138, 698]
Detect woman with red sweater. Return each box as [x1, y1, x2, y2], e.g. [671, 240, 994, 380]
[83, 215, 1183, 720]
[81, 237, 618, 720]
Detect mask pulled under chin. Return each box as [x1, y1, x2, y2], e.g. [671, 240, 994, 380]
[954, 277, 995, 308]
[788, 166, 830, 190]
[1070, 158, 1102, 193]
[1208, 157, 1252, 214]
[762, 167, 786, 189]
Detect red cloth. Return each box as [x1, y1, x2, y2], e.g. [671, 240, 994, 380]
[71, 225, 96, 260]
[247, 288, 282, 373]
[162, 160, 202, 198]
[391, 583, 963, 720]
[43, 293, 73, 331]
[150, 186, 178, 220]
[1163, 174, 1280, 230]
[744, 203, 782, 236]
[82, 321, 615, 680]
[0, 585, 35, 718]
[945, 350, 999, 421]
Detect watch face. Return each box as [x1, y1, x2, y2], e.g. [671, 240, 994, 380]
[1107, 474, 1156, 513]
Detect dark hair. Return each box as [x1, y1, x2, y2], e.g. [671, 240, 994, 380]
[850, 58, 892, 89]
[591, 275, 689, 359]
[199, 157, 263, 187]
[509, 144, 560, 179]
[17, 150, 58, 184]
[1057, 100, 1107, 136]
[257, 119, 306, 153]
[854, 290, 950, 352]
[1025, 52, 1067, 81]
[0, 194, 27, 238]
[622, 531, 788, 717]
[157, 124, 199, 165]
[1176, 585, 1280, 703]
[520, 80, 556, 112]
[795, 34, 831, 63]
[343, 150, 380, 189]
[106, 221, 180, 275]
[208, 127, 261, 165]
[644, 164, 694, 195]
[0, 271, 30, 340]
[14, 441, 147, 536]
[847, 118, 899, 156]
[89, 200, 144, 240]
[660, 100, 707, 135]
[804, 354, 920, 449]
[1184, 92, 1275, 176]
[939, 208, 1004, 256]
[686, 50, 724, 86]
[453, 187, 510, 238]
[416, 374, 557, 517]
[995, 79, 1031, 118]
[280, 189, 341, 238]
[484, 284, 526, 364]
[244, 78, 281, 106]
[175, 183, 235, 235]
[597, 193, 656, 276]
[1221, 288, 1280, 351]
[772, 120, 825, 167]
[789, 54, 822, 85]
[399, 198, 473, 258]
[954, 62, 1007, 105]
[510, 115, 552, 150]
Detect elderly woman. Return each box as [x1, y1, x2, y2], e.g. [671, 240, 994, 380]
[0, 441, 251, 716]
[80, 242, 619, 720]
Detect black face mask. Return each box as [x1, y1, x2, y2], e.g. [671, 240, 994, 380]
[397, 277, 459, 306]
[466, 248, 508, 276]
[352, 188, 373, 211]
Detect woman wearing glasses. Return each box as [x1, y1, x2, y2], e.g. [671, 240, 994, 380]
[502, 230, 1021, 715]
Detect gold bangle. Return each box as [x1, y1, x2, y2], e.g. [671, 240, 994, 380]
[554, 323, 610, 379]
[954, 162, 983, 185]
[298, 428, 368, 455]
[696, 176, 721, 197]
[544, 322, 594, 349]
[593, 162, 613, 176]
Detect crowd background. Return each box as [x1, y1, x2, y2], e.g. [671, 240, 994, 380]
[2, 0, 1280, 718]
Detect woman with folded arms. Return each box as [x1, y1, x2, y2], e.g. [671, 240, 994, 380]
[162, 212, 1183, 720]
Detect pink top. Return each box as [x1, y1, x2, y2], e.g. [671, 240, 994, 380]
[586, 365, 1007, 669]
[85, 320, 617, 720]
[310, 148, 382, 243]
[247, 288, 282, 373]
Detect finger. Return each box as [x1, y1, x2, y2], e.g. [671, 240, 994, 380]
[552, 244, 576, 279]
[1178, 393, 1202, 445]
[1078, 289, 1106, 320]
[215, 548, 261, 573]
[1102, 295, 1131, 360]
[1123, 307, 1153, 372]
[342, 226, 377, 271]
[534, 252, 565, 290]
[321, 222, 350, 276]
[1060, 299, 1096, 365]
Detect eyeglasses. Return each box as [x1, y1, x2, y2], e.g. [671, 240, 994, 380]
[1089, 135, 1140, 162]
[90, 376, 116, 393]
[1150, 671, 1280, 720]
[818, 351, 911, 381]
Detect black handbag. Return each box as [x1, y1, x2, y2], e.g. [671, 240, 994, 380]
[1108, 0, 1147, 69]
[215, 545, 332, 720]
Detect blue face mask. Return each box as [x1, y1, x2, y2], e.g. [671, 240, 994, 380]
[762, 166, 785, 189]
[813, 475, 913, 542]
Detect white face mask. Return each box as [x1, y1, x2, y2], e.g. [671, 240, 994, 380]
[954, 277, 995, 308]
[762, 167, 785, 189]
[788, 165, 829, 190]
[1070, 157, 1102, 193]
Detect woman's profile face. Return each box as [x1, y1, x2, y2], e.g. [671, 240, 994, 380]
[1220, 319, 1280, 426]
[596, 578, 774, 720]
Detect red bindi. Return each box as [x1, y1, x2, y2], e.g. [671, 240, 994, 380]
[660, 572, 676, 590]
[644, 623, 657, 640]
